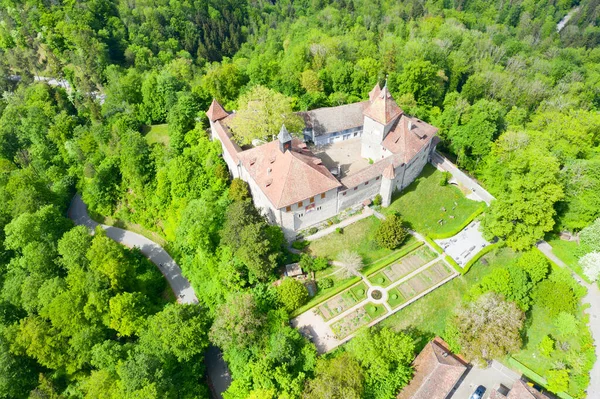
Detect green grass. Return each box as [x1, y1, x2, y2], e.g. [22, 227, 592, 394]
[362, 240, 423, 275]
[380, 246, 516, 337]
[384, 164, 485, 237]
[367, 246, 437, 286]
[387, 287, 407, 308]
[307, 215, 416, 263]
[365, 303, 387, 318]
[545, 236, 590, 283]
[290, 274, 360, 317]
[512, 302, 593, 398]
[143, 124, 169, 146]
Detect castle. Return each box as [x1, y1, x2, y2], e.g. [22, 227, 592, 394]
[207, 83, 438, 239]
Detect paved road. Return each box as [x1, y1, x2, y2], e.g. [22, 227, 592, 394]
[68, 194, 198, 304]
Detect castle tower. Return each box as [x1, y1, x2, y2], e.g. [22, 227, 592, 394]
[380, 163, 395, 207]
[361, 83, 403, 160]
[278, 124, 293, 153]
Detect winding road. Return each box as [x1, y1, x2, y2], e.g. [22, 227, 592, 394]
[68, 194, 233, 398]
[68, 194, 198, 304]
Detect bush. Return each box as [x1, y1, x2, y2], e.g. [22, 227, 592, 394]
[439, 171, 451, 186]
[373, 194, 382, 206]
[533, 280, 578, 317]
[229, 178, 250, 201]
[308, 227, 318, 235]
[318, 277, 333, 290]
[336, 227, 343, 234]
[539, 335, 554, 356]
[277, 278, 309, 312]
[312, 256, 329, 271]
[299, 254, 314, 271]
[291, 240, 309, 250]
[375, 213, 408, 249]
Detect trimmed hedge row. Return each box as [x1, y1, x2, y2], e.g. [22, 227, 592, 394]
[445, 255, 462, 275]
[428, 203, 487, 239]
[461, 243, 502, 274]
[290, 276, 361, 318]
[363, 241, 424, 276]
[424, 235, 444, 254]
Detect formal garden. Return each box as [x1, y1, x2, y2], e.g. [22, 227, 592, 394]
[331, 303, 388, 339]
[367, 246, 438, 287]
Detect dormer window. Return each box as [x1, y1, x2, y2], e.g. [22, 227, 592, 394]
[249, 157, 257, 166]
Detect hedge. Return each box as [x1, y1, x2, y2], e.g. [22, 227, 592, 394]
[363, 241, 424, 276]
[428, 203, 487, 239]
[507, 357, 574, 399]
[461, 243, 502, 274]
[290, 276, 361, 317]
[445, 255, 462, 274]
[424, 235, 444, 254]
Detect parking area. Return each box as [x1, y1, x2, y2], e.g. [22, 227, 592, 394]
[436, 221, 489, 267]
[449, 360, 520, 399]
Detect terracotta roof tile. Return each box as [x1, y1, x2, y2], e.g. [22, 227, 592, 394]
[213, 120, 241, 164]
[397, 338, 467, 399]
[206, 99, 229, 121]
[382, 115, 438, 162]
[363, 86, 403, 125]
[340, 153, 402, 188]
[369, 83, 382, 101]
[383, 163, 396, 179]
[489, 380, 548, 399]
[237, 139, 341, 209]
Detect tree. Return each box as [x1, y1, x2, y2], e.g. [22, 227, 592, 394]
[481, 135, 564, 250]
[547, 369, 570, 393]
[209, 293, 265, 352]
[375, 214, 408, 250]
[226, 86, 304, 145]
[580, 218, 600, 252]
[108, 292, 148, 337]
[337, 250, 363, 278]
[277, 278, 309, 313]
[469, 266, 533, 310]
[539, 335, 554, 357]
[533, 280, 578, 317]
[396, 60, 444, 106]
[452, 293, 525, 364]
[515, 250, 549, 284]
[346, 328, 415, 399]
[553, 312, 579, 339]
[139, 304, 210, 362]
[580, 252, 600, 282]
[229, 178, 250, 202]
[303, 353, 364, 399]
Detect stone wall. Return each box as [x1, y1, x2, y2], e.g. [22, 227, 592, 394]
[337, 177, 382, 211]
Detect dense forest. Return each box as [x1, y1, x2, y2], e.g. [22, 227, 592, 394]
[1, 0, 600, 398]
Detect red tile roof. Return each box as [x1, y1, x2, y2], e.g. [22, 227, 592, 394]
[369, 83, 382, 102]
[206, 99, 229, 121]
[237, 139, 341, 209]
[489, 380, 549, 399]
[383, 163, 396, 179]
[397, 338, 467, 399]
[213, 119, 242, 164]
[363, 86, 403, 125]
[382, 115, 438, 162]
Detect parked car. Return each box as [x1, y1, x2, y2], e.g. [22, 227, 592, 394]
[470, 385, 486, 399]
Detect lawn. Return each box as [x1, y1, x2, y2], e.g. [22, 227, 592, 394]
[384, 164, 485, 237]
[306, 215, 417, 263]
[143, 124, 169, 146]
[380, 246, 517, 337]
[512, 302, 594, 398]
[546, 235, 590, 282]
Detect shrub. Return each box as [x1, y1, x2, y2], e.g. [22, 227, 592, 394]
[308, 227, 318, 235]
[547, 369, 570, 393]
[533, 280, 578, 317]
[539, 335, 554, 356]
[439, 171, 451, 186]
[373, 194, 382, 206]
[312, 256, 329, 271]
[277, 278, 309, 312]
[336, 227, 343, 234]
[318, 277, 333, 290]
[375, 213, 408, 249]
[229, 178, 250, 201]
[299, 254, 314, 271]
[291, 240, 309, 250]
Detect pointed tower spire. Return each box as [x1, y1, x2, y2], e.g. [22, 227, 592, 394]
[206, 99, 229, 122]
[278, 124, 293, 153]
[369, 82, 382, 102]
[363, 84, 403, 125]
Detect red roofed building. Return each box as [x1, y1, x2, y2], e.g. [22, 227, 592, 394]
[207, 82, 438, 238]
[397, 337, 468, 399]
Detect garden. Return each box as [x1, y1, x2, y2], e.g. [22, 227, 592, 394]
[331, 303, 388, 339]
[384, 164, 486, 238]
[367, 246, 438, 287]
[317, 281, 368, 321]
[386, 261, 454, 309]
